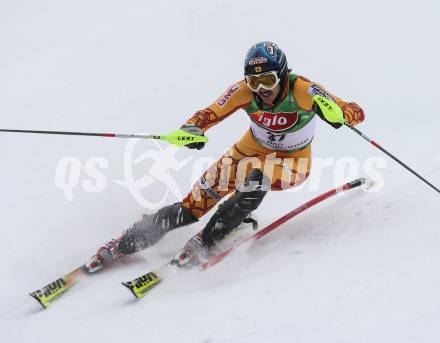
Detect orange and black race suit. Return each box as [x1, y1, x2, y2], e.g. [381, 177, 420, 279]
[182, 74, 365, 218]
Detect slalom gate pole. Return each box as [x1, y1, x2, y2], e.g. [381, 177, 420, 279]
[202, 178, 368, 270]
[0, 128, 208, 147]
[344, 123, 440, 194]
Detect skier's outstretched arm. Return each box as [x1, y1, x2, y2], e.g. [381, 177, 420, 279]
[293, 76, 365, 128]
[180, 80, 253, 149]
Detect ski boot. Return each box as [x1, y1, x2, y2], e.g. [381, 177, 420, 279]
[202, 169, 267, 248]
[173, 213, 258, 269]
[84, 234, 127, 274]
[173, 231, 210, 268]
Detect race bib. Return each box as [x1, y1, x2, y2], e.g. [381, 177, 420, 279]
[250, 116, 317, 151]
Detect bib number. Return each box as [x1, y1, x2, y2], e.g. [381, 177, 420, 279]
[267, 132, 286, 142]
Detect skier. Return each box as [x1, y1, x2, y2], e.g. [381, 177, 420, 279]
[85, 41, 365, 272]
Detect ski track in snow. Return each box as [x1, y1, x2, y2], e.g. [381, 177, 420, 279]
[1, 1, 440, 342]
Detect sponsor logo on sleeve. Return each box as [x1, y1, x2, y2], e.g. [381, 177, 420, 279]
[216, 83, 240, 107]
[307, 84, 335, 102]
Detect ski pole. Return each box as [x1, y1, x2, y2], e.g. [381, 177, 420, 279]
[344, 123, 440, 194]
[0, 128, 208, 147]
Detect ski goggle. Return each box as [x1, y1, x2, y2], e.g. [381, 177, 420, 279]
[245, 71, 280, 92]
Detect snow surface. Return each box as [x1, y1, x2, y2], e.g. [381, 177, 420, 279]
[1, 0, 440, 342]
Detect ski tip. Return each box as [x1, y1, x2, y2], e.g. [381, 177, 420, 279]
[121, 272, 161, 299]
[121, 281, 142, 299]
[29, 291, 50, 309]
[28, 272, 82, 309]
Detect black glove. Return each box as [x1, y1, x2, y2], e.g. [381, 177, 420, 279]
[312, 102, 342, 129]
[180, 124, 206, 150]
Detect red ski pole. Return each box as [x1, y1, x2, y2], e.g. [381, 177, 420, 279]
[202, 178, 368, 270]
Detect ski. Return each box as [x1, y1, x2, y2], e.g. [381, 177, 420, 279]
[121, 218, 258, 298]
[122, 178, 371, 299]
[29, 266, 87, 308]
[28, 229, 214, 308]
[30, 178, 370, 306]
[121, 263, 171, 298]
[121, 230, 223, 298]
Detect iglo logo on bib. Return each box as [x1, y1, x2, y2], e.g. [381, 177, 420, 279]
[251, 111, 299, 132]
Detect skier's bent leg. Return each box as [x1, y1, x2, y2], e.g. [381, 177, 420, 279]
[201, 169, 269, 247]
[118, 202, 198, 254]
[85, 202, 197, 273]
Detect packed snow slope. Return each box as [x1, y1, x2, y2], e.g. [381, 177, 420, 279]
[1, 0, 439, 342]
